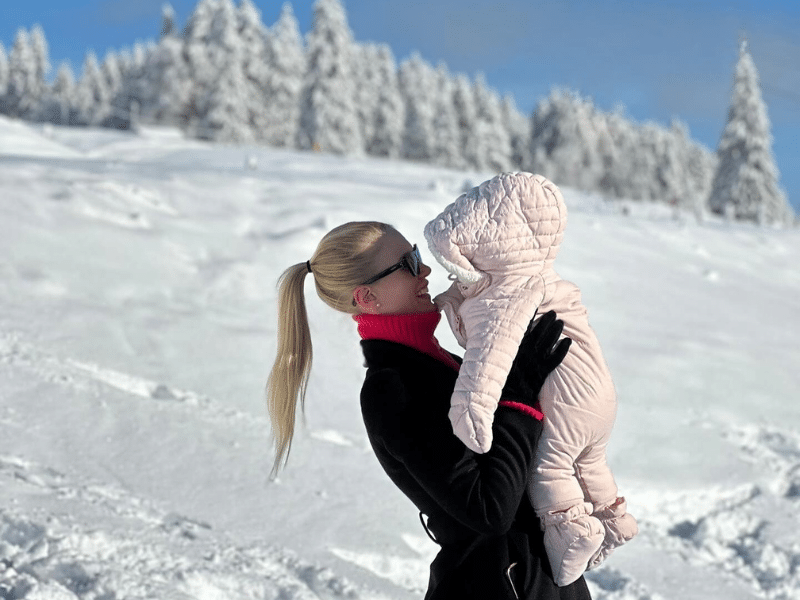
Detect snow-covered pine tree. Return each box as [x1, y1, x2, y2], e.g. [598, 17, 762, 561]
[262, 2, 304, 148]
[140, 6, 192, 127]
[0, 43, 8, 107]
[161, 3, 177, 39]
[199, 0, 252, 142]
[528, 89, 606, 192]
[5, 29, 37, 119]
[298, 0, 362, 155]
[473, 73, 512, 172]
[75, 51, 112, 126]
[183, 0, 223, 134]
[501, 94, 530, 171]
[115, 42, 152, 129]
[101, 51, 130, 128]
[353, 43, 381, 154]
[237, 0, 271, 141]
[709, 39, 792, 225]
[452, 73, 484, 170]
[430, 63, 462, 168]
[601, 109, 643, 199]
[366, 44, 403, 158]
[398, 53, 437, 162]
[43, 62, 76, 125]
[28, 25, 50, 120]
[668, 120, 715, 217]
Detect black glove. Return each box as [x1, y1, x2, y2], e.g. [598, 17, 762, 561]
[501, 310, 572, 407]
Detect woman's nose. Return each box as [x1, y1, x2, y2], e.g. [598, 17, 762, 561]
[420, 262, 432, 277]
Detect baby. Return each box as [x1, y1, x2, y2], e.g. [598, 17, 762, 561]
[424, 172, 638, 586]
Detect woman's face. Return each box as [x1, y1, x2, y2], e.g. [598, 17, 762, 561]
[353, 231, 437, 315]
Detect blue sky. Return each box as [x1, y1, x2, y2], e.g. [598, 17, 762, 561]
[3, 0, 799, 212]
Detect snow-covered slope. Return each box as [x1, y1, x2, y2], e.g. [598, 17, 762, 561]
[1, 115, 798, 599]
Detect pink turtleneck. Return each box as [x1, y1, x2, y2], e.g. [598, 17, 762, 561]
[353, 311, 461, 372]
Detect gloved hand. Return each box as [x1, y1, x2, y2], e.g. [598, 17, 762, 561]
[501, 310, 571, 407]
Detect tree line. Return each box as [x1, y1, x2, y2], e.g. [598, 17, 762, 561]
[0, 0, 792, 225]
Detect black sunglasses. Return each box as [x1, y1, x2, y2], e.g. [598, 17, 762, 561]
[362, 245, 422, 284]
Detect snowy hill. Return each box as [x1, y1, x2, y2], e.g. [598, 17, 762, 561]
[1, 115, 799, 599]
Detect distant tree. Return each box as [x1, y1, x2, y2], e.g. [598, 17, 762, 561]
[668, 119, 716, 217]
[365, 44, 403, 158]
[473, 73, 511, 172]
[160, 3, 177, 39]
[262, 2, 304, 147]
[75, 51, 111, 126]
[237, 0, 271, 140]
[601, 109, 653, 200]
[114, 42, 153, 129]
[452, 73, 483, 169]
[429, 63, 462, 168]
[353, 43, 381, 152]
[29, 25, 50, 119]
[43, 62, 76, 125]
[140, 14, 192, 127]
[709, 39, 792, 225]
[183, 0, 223, 133]
[398, 53, 437, 162]
[529, 89, 605, 191]
[5, 29, 37, 119]
[0, 43, 8, 107]
[501, 94, 530, 171]
[198, 0, 252, 142]
[297, 0, 362, 154]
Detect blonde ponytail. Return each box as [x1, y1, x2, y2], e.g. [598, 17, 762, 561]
[267, 221, 395, 475]
[267, 262, 313, 476]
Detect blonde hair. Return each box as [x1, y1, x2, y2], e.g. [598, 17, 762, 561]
[266, 221, 395, 475]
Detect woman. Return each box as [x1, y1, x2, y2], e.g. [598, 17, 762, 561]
[267, 221, 591, 600]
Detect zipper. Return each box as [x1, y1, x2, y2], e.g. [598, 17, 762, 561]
[506, 562, 519, 599]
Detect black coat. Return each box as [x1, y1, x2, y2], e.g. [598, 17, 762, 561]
[360, 339, 591, 600]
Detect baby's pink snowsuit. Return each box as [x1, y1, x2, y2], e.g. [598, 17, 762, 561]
[424, 172, 638, 586]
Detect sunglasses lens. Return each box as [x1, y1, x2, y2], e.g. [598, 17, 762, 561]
[407, 247, 421, 276]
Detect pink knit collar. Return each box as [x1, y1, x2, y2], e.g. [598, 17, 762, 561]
[353, 311, 460, 372]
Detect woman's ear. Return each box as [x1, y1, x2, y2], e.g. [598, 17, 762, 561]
[353, 286, 379, 313]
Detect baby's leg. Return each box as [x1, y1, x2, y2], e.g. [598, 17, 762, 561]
[529, 420, 603, 587]
[575, 444, 638, 570]
[574, 438, 618, 511]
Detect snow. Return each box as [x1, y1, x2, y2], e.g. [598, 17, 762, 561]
[1, 115, 799, 600]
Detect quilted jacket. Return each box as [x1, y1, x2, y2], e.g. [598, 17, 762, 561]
[423, 173, 616, 467]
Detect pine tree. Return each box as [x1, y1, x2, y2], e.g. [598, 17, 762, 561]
[160, 3, 177, 39]
[298, 0, 362, 154]
[430, 63, 462, 168]
[45, 62, 76, 125]
[199, 0, 252, 142]
[237, 0, 271, 141]
[529, 89, 605, 191]
[501, 94, 530, 171]
[473, 73, 511, 172]
[366, 44, 403, 158]
[398, 53, 436, 162]
[0, 43, 8, 108]
[452, 73, 483, 169]
[183, 0, 222, 133]
[263, 2, 304, 147]
[75, 51, 111, 126]
[28, 25, 50, 120]
[6, 29, 37, 119]
[709, 39, 792, 225]
[141, 13, 192, 127]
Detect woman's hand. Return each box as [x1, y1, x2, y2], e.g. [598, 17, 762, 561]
[501, 310, 571, 407]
